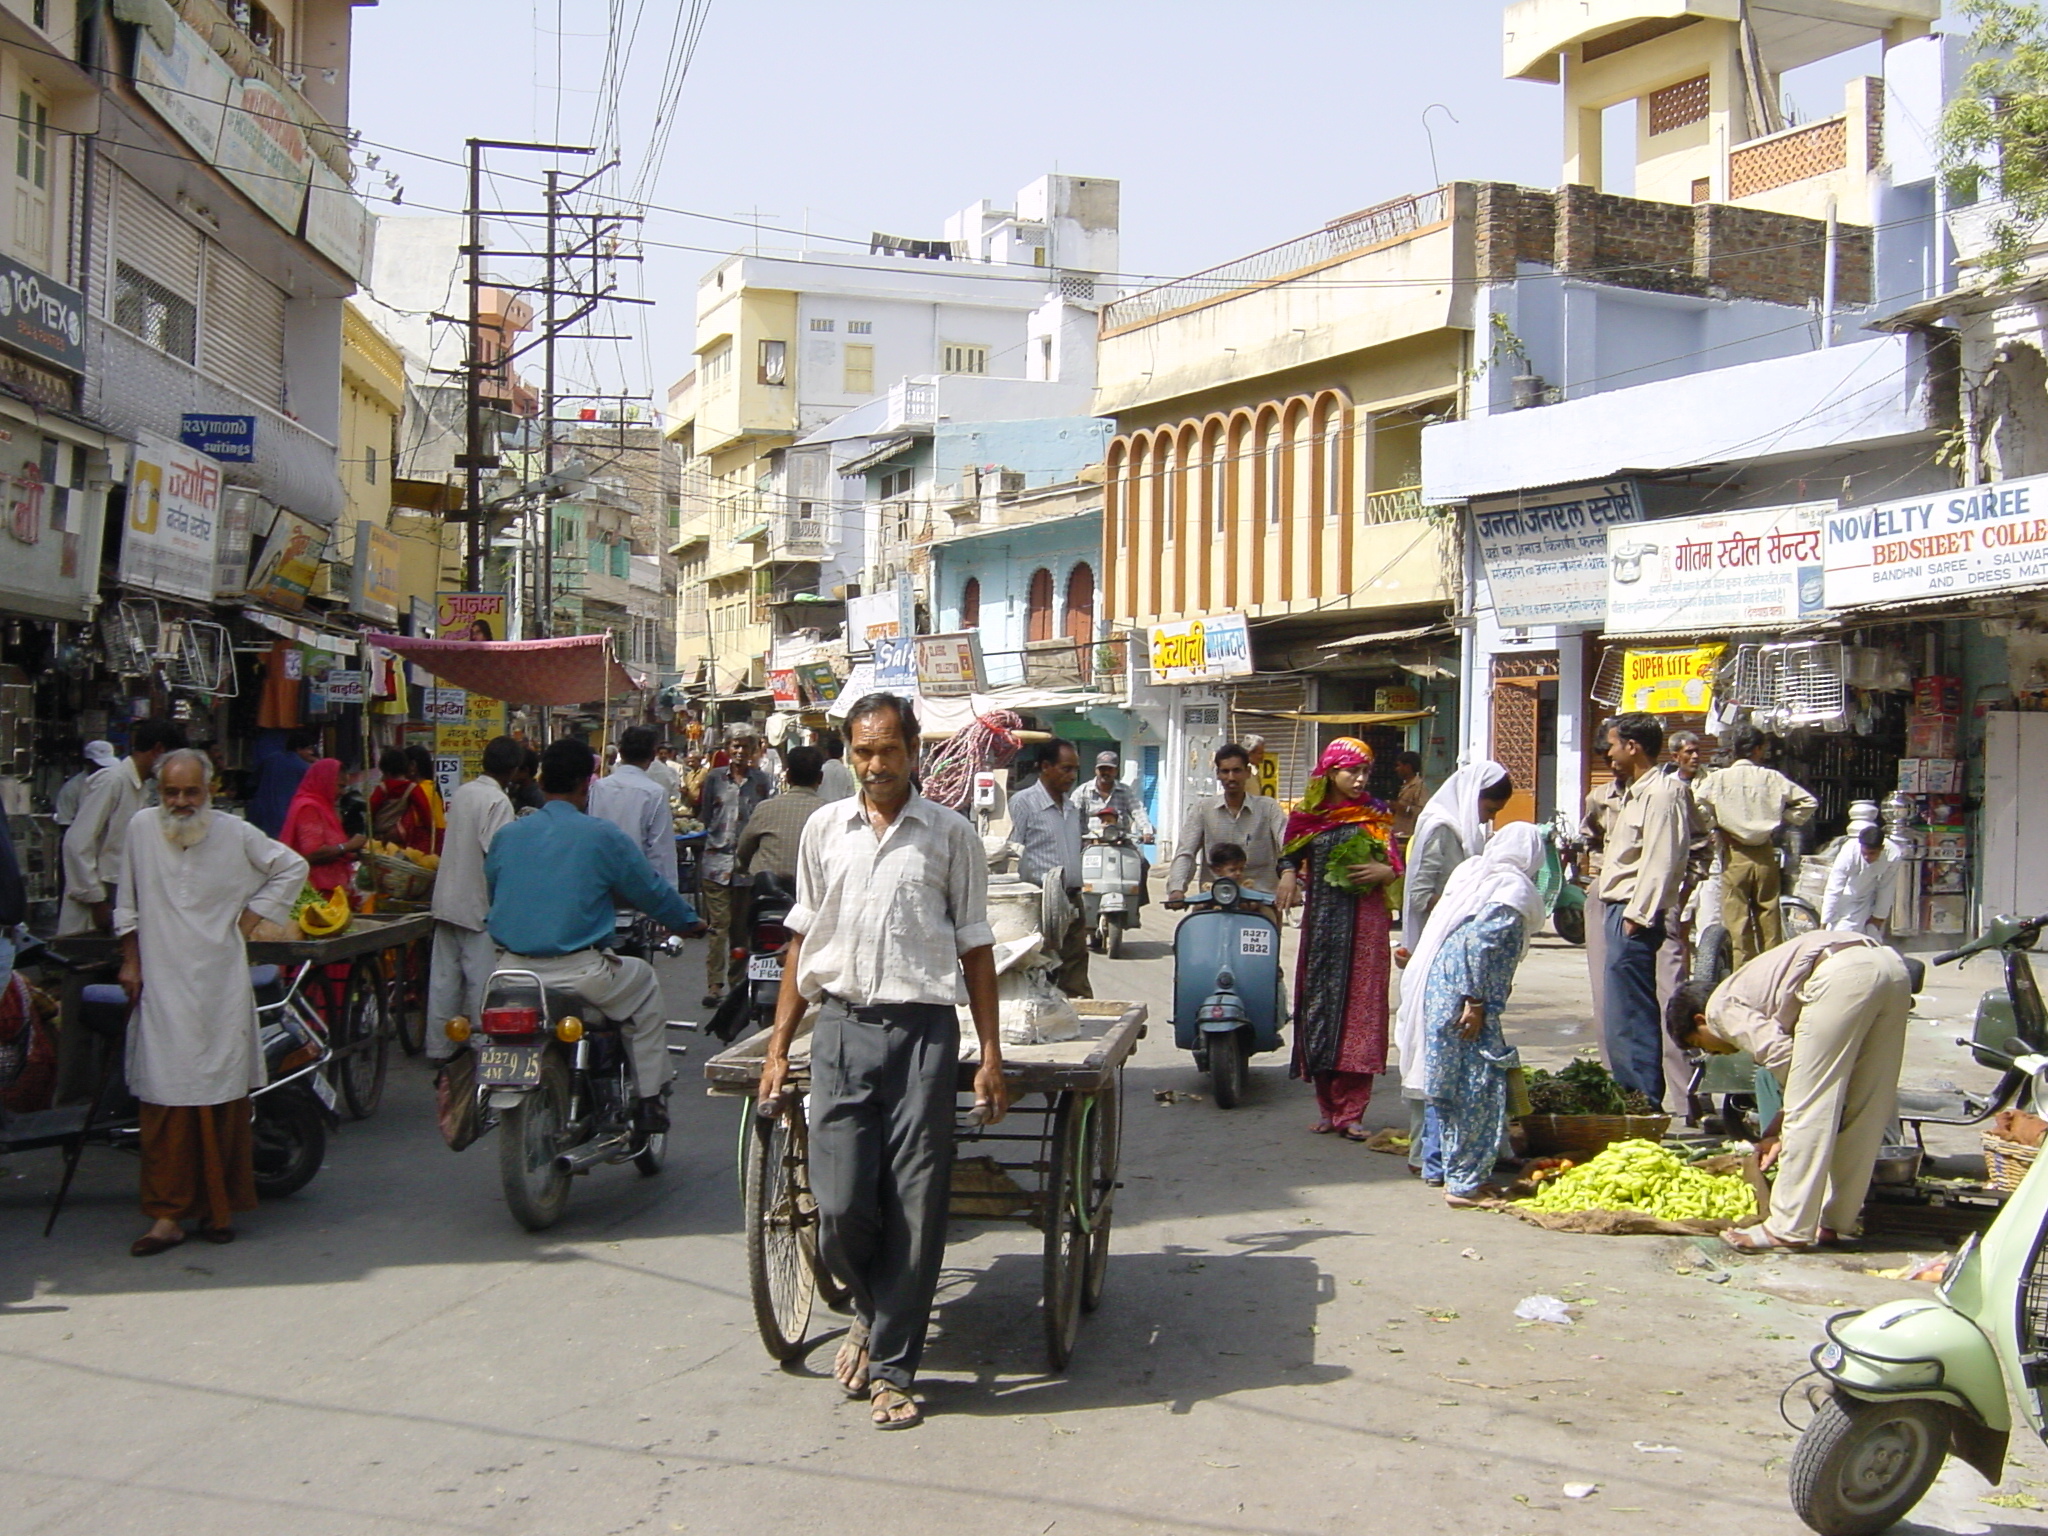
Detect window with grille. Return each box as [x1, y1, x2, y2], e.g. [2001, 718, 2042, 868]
[114, 262, 196, 363]
[941, 342, 987, 375]
[844, 342, 874, 395]
[364, 445, 378, 484]
[809, 318, 835, 332]
[702, 341, 732, 394]
[847, 319, 873, 335]
[1648, 74, 1710, 136]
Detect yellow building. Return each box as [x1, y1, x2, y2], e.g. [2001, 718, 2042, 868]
[339, 300, 457, 625]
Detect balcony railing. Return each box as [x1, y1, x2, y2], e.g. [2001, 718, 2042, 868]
[1363, 485, 1429, 525]
[770, 513, 829, 561]
[882, 379, 937, 433]
[1729, 115, 1847, 200]
[1102, 188, 1449, 332]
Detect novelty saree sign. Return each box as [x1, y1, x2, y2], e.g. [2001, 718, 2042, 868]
[1823, 475, 2048, 609]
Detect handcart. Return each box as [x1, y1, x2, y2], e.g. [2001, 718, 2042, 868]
[705, 1000, 1147, 1372]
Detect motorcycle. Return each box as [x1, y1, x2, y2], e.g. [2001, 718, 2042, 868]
[706, 870, 796, 1044]
[1169, 878, 1283, 1109]
[1080, 808, 1147, 958]
[447, 966, 680, 1231]
[1784, 911, 2048, 1536]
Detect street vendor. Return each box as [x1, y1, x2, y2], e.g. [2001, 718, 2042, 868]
[1666, 929, 1912, 1251]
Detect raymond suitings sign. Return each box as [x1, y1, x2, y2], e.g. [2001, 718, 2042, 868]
[1823, 475, 2048, 610]
[1147, 613, 1253, 685]
[1473, 481, 1643, 628]
[1604, 501, 1832, 637]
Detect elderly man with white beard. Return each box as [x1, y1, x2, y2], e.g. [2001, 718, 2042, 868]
[116, 750, 307, 1257]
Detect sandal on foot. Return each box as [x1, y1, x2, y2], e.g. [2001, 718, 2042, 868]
[130, 1231, 186, 1257]
[1311, 1119, 1336, 1134]
[834, 1321, 870, 1397]
[870, 1382, 923, 1430]
[195, 1225, 236, 1245]
[1339, 1124, 1372, 1142]
[1444, 1185, 1508, 1208]
[1723, 1225, 1812, 1253]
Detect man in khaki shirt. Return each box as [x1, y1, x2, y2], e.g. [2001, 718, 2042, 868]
[1668, 930, 1911, 1249]
[1694, 722, 1817, 967]
[1593, 713, 1692, 1108]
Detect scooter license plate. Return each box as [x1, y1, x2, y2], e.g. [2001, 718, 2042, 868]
[1098, 893, 1126, 912]
[746, 955, 783, 983]
[477, 1043, 543, 1087]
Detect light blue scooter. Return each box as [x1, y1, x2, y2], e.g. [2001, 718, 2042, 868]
[1170, 879, 1282, 1109]
[1788, 912, 2048, 1535]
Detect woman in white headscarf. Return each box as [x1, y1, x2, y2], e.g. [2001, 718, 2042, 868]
[1398, 821, 1549, 1206]
[1396, 759, 1512, 1180]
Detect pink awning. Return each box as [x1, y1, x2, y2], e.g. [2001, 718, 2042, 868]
[365, 633, 642, 707]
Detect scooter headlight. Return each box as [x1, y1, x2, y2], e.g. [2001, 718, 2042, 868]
[1817, 1342, 1845, 1372]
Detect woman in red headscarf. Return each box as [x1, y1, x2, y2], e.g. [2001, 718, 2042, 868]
[282, 758, 364, 893]
[1277, 737, 1402, 1138]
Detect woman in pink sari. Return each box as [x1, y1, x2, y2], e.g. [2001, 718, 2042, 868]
[281, 758, 363, 893]
[1277, 739, 1402, 1139]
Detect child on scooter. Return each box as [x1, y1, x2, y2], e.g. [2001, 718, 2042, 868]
[1208, 844, 1279, 922]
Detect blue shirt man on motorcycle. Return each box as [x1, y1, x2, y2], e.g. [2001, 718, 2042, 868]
[486, 739, 705, 1132]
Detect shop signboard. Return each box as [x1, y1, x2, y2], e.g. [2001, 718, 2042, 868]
[244, 508, 328, 613]
[180, 413, 256, 463]
[423, 686, 468, 725]
[303, 159, 374, 284]
[120, 431, 222, 603]
[769, 669, 801, 710]
[1472, 481, 1643, 627]
[1619, 643, 1726, 714]
[0, 423, 98, 620]
[348, 521, 401, 624]
[217, 77, 314, 233]
[1823, 474, 2048, 610]
[437, 590, 506, 641]
[795, 661, 842, 705]
[322, 669, 366, 706]
[846, 589, 903, 650]
[872, 635, 917, 691]
[916, 632, 986, 696]
[435, 721, 494, 790]
[1604, 501, 1832, 636]
[134, 12, 234, 164]
[0, 253, 85, 372]
[1147, 613, 1252, 685]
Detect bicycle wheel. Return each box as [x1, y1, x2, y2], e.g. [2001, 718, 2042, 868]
[335, 959, 390, 1120]
[389, 940, 427, 1057]
[744, 1102, 819, 1361]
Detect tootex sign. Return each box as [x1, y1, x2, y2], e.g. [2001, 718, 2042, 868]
[181, 413, 257, 462]
[0, 254, 86, 372]
[1824, 475, 2048, 610]
[1147, 613, 1252, 685]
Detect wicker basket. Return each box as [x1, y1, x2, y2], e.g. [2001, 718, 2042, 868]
[361, 849, 435, 903]
[1519, 1112, 1672, 1157]
[1983, 1131, 2041, 1194]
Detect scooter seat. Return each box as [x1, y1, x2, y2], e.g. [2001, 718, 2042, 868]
[78, 984, 130, 1039]
[1895, 1084, 1987, 1122]
[248, 964, 281, 989]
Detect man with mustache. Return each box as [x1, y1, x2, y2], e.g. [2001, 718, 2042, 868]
[116, 750, 308, 1257]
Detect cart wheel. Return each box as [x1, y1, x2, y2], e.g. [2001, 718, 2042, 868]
[390, 941, 427, 1057]
[1081, 1071, 1122, 1314]
[335, 960, 389, 1120]
[1043, 1093, 1086, 1371]
[744, 1101, 819, 1361]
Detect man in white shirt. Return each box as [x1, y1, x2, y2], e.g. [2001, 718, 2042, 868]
[818, 735, 857, 803]
[758, 693, 1001, 1429]
[1822, 824, 1904, 939]
[588, 726, 678, 888]
[427, 735, 520, 1062]
[646, 743, 683, 804]
[60, 719, 184, 936]
[1007, 739, 1090, 997]
[54, 740, 118, 828]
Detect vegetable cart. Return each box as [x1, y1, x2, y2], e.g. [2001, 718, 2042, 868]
[248, 910, 433, 1121]
[705, 1000, 1146, 1371]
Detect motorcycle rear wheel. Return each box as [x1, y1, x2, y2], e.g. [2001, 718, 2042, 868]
[1789, 1394, 1950, 1536]
[251, 1090, 325, 1198]
[1209, 1028, 1249, 1109]
[499, 1053, 573, 1231]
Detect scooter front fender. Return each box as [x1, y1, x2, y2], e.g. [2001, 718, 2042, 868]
[1200, 1014, 1249, 1036]
[1819, 1300, 2010, 1430]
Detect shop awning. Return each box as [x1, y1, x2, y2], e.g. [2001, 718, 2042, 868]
[1315, 622, 1453, 651]
[365, 632, 642, 705]
[1261, 708, 1434, 727]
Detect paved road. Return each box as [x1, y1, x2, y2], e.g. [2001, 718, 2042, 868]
[5, 908, 2048, 1535]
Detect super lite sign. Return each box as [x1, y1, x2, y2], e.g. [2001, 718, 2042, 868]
[1823, 476, 2048, 610]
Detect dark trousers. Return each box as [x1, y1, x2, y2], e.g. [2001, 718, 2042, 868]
[811, 997, 959, 1392]
[1053, 907, 1092, 998]
[1601, 900, 1667, 1108]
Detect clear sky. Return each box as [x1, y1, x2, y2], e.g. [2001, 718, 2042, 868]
[346, 1, 1904, 405]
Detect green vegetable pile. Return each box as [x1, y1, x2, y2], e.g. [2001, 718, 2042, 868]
[1525, 1056, 1659, 1117]
[1517, 1139, 1758, 1222]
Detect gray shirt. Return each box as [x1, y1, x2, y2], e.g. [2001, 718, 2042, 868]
[1075, 777, 1153, 840]
[819, 758, 856, 803]
[1009, 778, 1084, 893]
[699, 765, 775, 884]
[1168, 793, 1287, 895]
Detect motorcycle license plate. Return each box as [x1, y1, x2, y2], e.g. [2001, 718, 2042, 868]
[747, 954, 783, 982]
[310, 1071, 338, 1111]
[477, 1043, 543, 1088]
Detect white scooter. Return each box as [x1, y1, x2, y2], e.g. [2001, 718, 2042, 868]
[1079, 808, 1147, 958]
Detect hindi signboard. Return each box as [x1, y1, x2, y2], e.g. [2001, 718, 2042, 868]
[1146, 613, 1253, 685]
[1823, 475, 2048, 611]
[1604, 501, 1832, 637]
[1472, 481, 1642, 628]
[423, 687, 468, 725]
[120, 431, 222, 603]
[437, 591, 506, 641]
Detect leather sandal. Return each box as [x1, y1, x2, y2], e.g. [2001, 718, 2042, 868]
[1723, 1225, 1813, 1253]
[195, 1225, 236, 1245]
[870, 1382, 923, 1430]
[131, 1231, 186, 1257]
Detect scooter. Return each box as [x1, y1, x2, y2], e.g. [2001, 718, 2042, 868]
[1080, 808, 1146, 959]
[1544, 812, 1588, 946]
[1785, 911, 2048, 1536]
[706, 870, 796, 1044]
[1169, 878, 1282, 1109]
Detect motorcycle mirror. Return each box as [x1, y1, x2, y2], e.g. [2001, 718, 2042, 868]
[1901, 956, 1926, 995]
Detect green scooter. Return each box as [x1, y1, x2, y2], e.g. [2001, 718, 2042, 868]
[1788, 911, 2048, 1535]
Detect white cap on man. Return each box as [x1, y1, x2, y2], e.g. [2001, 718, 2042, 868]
[84, 740, 118, 770]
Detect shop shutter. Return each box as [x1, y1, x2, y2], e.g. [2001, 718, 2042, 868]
[201, 247, 286, 407]
[1231, 676, 1311, 803]
[114, 172, 201, 297]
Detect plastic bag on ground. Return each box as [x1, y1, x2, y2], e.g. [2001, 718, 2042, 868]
[1514, 1294, 1575, 1325]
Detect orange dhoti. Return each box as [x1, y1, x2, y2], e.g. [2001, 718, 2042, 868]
[138, 1099, 257, 1227]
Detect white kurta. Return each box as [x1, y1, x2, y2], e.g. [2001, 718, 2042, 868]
[58, 759, 152, 935]
[114, 808, 308, 1106]
[1821, 840, 1904, 937]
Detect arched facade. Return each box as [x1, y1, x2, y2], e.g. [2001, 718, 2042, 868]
[961, 576, 981, 630]
[1025, 566, 1055, 642]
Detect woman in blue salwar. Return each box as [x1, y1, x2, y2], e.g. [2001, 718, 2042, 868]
[1396, 822, 1549, 1207]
